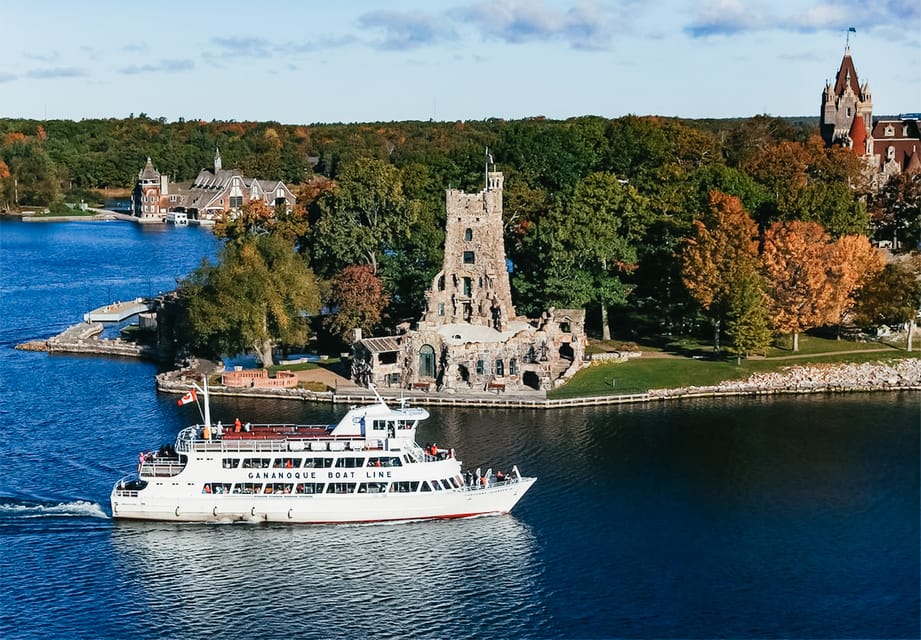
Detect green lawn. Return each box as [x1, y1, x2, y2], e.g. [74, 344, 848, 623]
[550, 340, 918, 399]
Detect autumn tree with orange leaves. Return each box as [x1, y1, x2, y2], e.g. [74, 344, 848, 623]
[323, 265, 391, 344]
[680, 191, 762, 350]
[761, 221, 883, 351]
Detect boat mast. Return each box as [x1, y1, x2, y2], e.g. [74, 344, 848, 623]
[202, 375, 212, 429]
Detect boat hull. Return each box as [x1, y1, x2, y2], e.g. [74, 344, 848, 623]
[111, 477, 536, 524]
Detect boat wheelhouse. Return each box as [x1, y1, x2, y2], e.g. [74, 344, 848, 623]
[111, 384, 535, 523]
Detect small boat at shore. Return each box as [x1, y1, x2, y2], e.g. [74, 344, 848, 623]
[111, 382, 536, 523]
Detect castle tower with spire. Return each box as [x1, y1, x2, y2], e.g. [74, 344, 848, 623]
[820, 45, 873, 154]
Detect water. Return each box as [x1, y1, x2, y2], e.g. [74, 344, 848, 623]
[1, 219, 918, 639]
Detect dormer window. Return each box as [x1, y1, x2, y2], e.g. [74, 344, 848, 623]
[885, 125, 895, 137]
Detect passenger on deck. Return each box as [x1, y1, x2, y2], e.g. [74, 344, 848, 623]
[244, 422, 251, 432]
[496, 470, 505, 482]
[234, 417, 242, 432]
[215, 421, 224, 438]
[203, 424, 211, 440]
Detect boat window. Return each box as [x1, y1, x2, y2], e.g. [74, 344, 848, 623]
[222, 458, 240, 469]
[266, 483, 293, 495]
[440, 479, 453, 490]
[420, 481, 432, 492]
[397, 420, 413, 430]
[389, 481, 419, 493]
[449, 477, 461, 489]
[367, 456, 402, 467]
[233, 483, 261, 494]
[295, 482, 324, 495]
[302, 457, 333, 468]
[273, 458, 301, 469]
[358, 482, 388, 494]
[202, 482, 232, 494]
[326, 482, 356, 494]
[335, 457, 365, 468]
[429, 480, 442, 491]
[241, 458, 271, 469]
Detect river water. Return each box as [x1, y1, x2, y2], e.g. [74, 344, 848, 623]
[1, 219, 918, 639]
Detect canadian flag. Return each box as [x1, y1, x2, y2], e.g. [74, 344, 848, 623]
[177, 388, 197, 406]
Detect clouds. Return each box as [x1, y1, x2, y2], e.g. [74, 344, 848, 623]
[452, 1, 617, 50]
[118, 59, 195, 75]
[24, 67, 88, 80]
[358, 11, 457, 50]
[685, 0, 920, 38]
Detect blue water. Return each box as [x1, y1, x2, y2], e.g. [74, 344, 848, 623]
[1, 219, 918, 639]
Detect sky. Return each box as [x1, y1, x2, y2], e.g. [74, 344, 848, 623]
[1, 0, 918, 124]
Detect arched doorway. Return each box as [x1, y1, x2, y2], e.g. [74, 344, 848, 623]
[418, 345, 436, 379]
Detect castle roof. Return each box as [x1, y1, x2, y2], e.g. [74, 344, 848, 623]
[833, 47, 861, 97]
[138, 157, 160, 180]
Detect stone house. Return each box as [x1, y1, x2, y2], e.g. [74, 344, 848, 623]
[353, 171, 585, 393]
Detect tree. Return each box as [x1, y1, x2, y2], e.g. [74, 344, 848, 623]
[541, 172, 651, 339]
[323, 265, 391, 344]
[180, 235, 320, 365]
[680, 191, 760, 350]
[868, 172, 921, 252]
[851, 259, 921, 351]
[825, 234, 885, 332]
[309, 158, 420, 277]
[725, 269, 772, 362]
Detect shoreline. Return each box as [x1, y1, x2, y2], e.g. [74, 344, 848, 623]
[155, 359, 921, 409]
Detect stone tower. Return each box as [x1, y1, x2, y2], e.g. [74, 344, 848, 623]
[421, 171, 517, 331]
[820, 45, 873, 154]
[214, 147, 223, 173]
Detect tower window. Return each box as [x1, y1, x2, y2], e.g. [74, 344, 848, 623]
[495, 359, 504, 376]
[464, 228, 473, 241]
[463, 251, 475, 264]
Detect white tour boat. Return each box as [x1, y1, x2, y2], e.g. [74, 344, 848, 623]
[111, 383, 536, 523]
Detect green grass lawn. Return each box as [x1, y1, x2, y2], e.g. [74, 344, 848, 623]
[551, 338, 918, 399]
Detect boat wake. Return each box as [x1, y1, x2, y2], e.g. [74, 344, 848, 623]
[0, 497, 108, 520]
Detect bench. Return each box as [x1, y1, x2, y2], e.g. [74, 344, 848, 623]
[487, 382, 506, 393]
[410, 382, 431, 392]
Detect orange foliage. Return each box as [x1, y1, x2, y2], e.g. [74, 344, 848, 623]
[4, 132, 27, 146]
[0, 159, 9, 180]
[761, 221, 882, 347]
[681, 191, 760, 312]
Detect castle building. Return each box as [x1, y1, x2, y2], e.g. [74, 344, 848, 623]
[820, 45, 921, 187]
[352, 170, 585, 393]
[131, 148, 296, 222]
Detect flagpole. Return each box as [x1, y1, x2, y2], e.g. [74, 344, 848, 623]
[202, 375, 212, 429]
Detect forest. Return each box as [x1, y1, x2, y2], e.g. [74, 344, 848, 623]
[1, 114, 919, 363]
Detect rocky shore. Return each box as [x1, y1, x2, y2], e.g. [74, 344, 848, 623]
[157, 358, 921, 409]
[649, 359, 921, 399]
